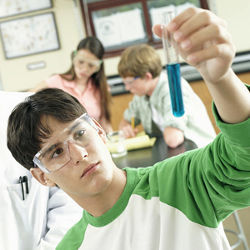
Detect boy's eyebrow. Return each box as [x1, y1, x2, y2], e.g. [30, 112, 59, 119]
[42, 143, 60, 157]
[68, 121, 81, 134]
[42, 122, 82, 157]
[41, 117, 89, 157]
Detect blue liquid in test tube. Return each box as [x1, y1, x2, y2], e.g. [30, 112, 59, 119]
[162, 10, 184, 117]
[166, 63, 184, 117]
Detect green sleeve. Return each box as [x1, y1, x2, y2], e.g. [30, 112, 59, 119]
[135, 85, 250, 228]
[56, 215, 87, 250]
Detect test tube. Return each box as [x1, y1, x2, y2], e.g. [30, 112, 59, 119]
[162, 10, 184, 117]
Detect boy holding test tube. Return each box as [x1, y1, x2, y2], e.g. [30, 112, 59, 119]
[6, 7, 250, 250]
[118, 43, 216, 149]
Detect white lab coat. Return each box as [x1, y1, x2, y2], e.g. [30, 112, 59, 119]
[0, 91, 82, 250]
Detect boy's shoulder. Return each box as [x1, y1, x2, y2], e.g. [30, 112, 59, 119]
[56, 214, 86, 250]
[150, 72, 170, 98]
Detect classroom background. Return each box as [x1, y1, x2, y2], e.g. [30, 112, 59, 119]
[0, 0, 249, 249]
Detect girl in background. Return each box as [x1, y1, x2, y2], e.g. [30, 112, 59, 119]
[32, 37, 112, 132]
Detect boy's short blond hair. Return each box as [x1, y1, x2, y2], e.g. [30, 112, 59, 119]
[118, 44, 162, 79]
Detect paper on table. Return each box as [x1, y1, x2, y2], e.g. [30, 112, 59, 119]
[125, 135, 156, 151]
[107, 132, 156, 153]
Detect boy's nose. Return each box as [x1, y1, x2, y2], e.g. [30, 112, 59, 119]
[80, 63, 90, 72]
[68, 141, 88, 164]
[125, 84, 131, 91]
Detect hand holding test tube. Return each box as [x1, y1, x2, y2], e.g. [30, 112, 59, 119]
[162, 10, 184, 117]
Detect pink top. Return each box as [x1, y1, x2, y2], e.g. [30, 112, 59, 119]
[46, 74, 102, 121]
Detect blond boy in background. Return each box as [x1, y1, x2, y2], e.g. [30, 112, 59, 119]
[118, 44, 216, 148]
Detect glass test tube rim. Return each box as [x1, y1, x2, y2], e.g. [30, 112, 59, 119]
[162, 10, 180, 65]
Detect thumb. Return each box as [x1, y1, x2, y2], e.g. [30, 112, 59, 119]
[152, 24, 163, 38]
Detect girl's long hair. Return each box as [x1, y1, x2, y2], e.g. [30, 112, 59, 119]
[60, 36, 111, 122]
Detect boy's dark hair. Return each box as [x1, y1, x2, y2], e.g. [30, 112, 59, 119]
[7, 88, 86, 170]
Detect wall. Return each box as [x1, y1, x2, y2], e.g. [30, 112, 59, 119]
[215, 0, 250, 53]
[105, 0, 250, 76]
[0, 0, 249, 91]
[0, 0, 85, 91]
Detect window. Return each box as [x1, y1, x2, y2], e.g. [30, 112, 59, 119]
[80, 0, 209, 57]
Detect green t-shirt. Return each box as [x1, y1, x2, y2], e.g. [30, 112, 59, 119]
[57, 86, 250, 250]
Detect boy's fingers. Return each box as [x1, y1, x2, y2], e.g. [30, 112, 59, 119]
[152, 8, 200, 37]
[122, 126, 135, 138]
[179, 23, 231, 52]
[186, 43, 234, 65]
[168, 7, 200, 32]
[173, 10, 227, 43]
[152, 24, 163, 38]
[153, 8, 227, 42]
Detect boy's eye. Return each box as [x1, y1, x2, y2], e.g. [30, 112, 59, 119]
[74, 129, 86, 140]
[51, 147, 64, 159]
[88, 63, 95, 68]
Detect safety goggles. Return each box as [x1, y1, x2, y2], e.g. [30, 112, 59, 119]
[33, 113, 97, 174]
[73, 53, 102, 71]
[123, 76, 140, 86]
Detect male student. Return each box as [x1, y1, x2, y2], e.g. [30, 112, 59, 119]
[6, 7, 250, 250]
[118, 45, 216, 149]
[0, 90, 82, 250]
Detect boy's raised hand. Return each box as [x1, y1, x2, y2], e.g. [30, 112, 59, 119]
[153, 7, 250, 124]
[153, 7, 235, 84]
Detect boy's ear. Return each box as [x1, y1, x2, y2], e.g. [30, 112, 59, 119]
[30, 168, 56, 187]
[145, 72, 153, 80]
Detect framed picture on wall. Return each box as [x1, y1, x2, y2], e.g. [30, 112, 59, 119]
[0, 12, 60, 59]
[0, 0, 52, 19]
